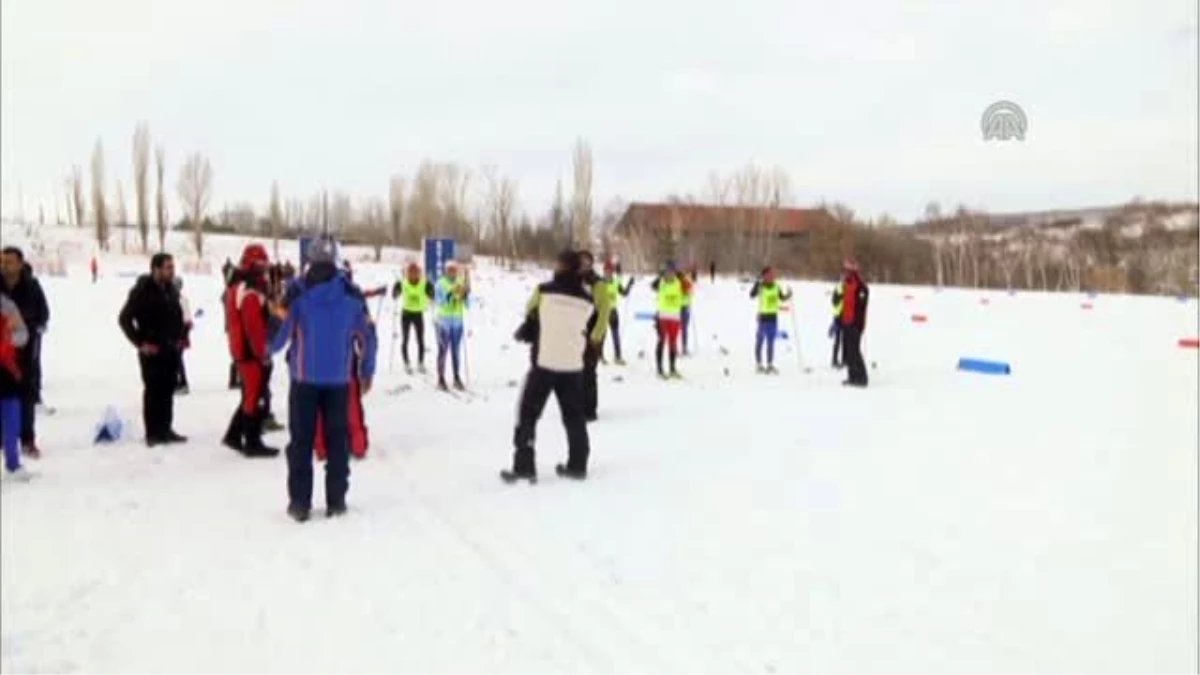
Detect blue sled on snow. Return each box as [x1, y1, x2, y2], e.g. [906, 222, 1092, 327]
[93, 406, 125, 444]
[957, 358, 1012, 376]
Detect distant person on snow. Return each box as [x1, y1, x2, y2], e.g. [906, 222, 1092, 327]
[709, 260, 716, 283]
[434, 262, 470, 390]
[600, 260, 633, 365]
[222, 244, 280, 458]
[679, 266, 696, 355]
[650, 262, 686, 379]
[829, 282, 845, 369]
[117, 253, 187, 446]
[749, 267, 793, 374]
[173, 277, 193, 393]
[576, 251, 613, 422]
[504, 250, 598, 483]
[90, 256, 99, 283]
[1, 246, 50, 459]
[838, 260, 870, 387]
[270, 239, 377, 522]
[391, 262, 434, 374]
[0, 291, 33, 481]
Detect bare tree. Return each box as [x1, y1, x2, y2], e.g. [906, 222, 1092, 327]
[91, 139, 110, 251]
[71, 166, 86, 229]
[571, 138, 594, 248]
[484, 166, 518, 265]
[268, 182, 283, 259]
[177, 152, 213, 257]
[155, 145, 167, 249]
[115, 180, 129, 253]
[360, 199, 389, 262]
[133, 122, 151, 252]
[388, 176, 407, 246]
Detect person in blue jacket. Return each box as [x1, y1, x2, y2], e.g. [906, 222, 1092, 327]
[269, 240, 378, 522]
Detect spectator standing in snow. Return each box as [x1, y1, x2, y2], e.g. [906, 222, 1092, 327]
[222, 244, 280, 458]
[599, 260, 633, 365]
[0, 291, 33, 481]
[270, 239, 377, 522]
[118, 253, 187, 445]
[503, 250, 598, 483]
[838, 260, 870, 387]
[174, 277, 193, 393]
[0, 246, 50, 459]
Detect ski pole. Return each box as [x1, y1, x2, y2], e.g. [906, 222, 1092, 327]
[788, 292, 804, 371]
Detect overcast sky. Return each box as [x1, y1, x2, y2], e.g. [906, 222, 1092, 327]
[1, 0, 1196, 224]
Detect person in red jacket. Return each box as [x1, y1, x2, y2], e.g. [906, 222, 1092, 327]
[222, 244, 280, 457]
[838, 259, 870, 387]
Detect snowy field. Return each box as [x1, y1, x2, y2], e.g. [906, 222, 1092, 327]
[1, 228, 1198, 673]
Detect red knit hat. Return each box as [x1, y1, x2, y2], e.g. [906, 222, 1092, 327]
[241, 244, 269, 269]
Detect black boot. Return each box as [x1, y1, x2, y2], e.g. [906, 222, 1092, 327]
[241, 413, 280, 458]
[222, 410, 245, 451]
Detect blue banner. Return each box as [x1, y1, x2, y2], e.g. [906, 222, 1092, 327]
[423, 238, 456, 284]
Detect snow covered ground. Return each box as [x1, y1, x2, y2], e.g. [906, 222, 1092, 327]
[1, 228, 1197, 673]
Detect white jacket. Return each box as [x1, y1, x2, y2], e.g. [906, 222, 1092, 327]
[536, 293, 593, 372]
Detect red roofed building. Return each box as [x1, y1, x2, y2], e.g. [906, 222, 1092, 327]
[610, 201, 836, 272]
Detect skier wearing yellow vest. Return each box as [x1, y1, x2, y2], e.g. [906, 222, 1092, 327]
[680, 265, 697, 355]
[599, 260, 634, 365]
[577, 251, 614, 422]
[649, 261, 686, 379]
[829, 280, 845, 369]
[434, 262, 470, 390]
[749, 266, 793, 374]
[390, 262, 435, 374]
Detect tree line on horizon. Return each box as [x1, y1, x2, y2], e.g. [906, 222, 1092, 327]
[33, 122, 1200, 296]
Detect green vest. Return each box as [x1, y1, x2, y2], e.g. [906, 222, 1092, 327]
[605, 277, 621, 308]
[681, 277, 694, 307]
[437, 277, 466, 318]
[657, 277, 684, 317]
[400, 278, 429, 313]
[759, 283, 783, 315]
[832, 282, 845, 316]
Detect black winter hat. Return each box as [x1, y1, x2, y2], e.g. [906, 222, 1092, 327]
[557, 249, 582, 273]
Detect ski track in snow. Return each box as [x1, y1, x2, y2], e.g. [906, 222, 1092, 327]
[1, 229, 1198, 672]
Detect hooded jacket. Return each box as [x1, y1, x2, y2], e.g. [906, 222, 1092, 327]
[270, 262, 378, 386]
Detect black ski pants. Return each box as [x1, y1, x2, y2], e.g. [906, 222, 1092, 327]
[842, 323, 868, 386]
[606, 309, 622, 360]
[139, 350, 177, 438]
[512, 367, 590, 474]
[400, 311, 426, 365]
[582, 343, 599, 419]
[286, 382, 351, 511]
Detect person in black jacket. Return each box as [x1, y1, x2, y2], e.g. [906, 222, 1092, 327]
[118, 253, 187, 445]
[503, 250, 603, 483]
[837, 260, 870, 387]
[1, 247, 50, 458]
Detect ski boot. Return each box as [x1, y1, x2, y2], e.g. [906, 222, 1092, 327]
[555, 464, 587, 480]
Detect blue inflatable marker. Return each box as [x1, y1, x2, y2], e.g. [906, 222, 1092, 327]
[634, 311, 657, 321]
[957, 358, 1012, 376]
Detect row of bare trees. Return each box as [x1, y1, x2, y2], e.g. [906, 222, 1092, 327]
[63, 124, 213, 258]
[48, 126, 1197, 295]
